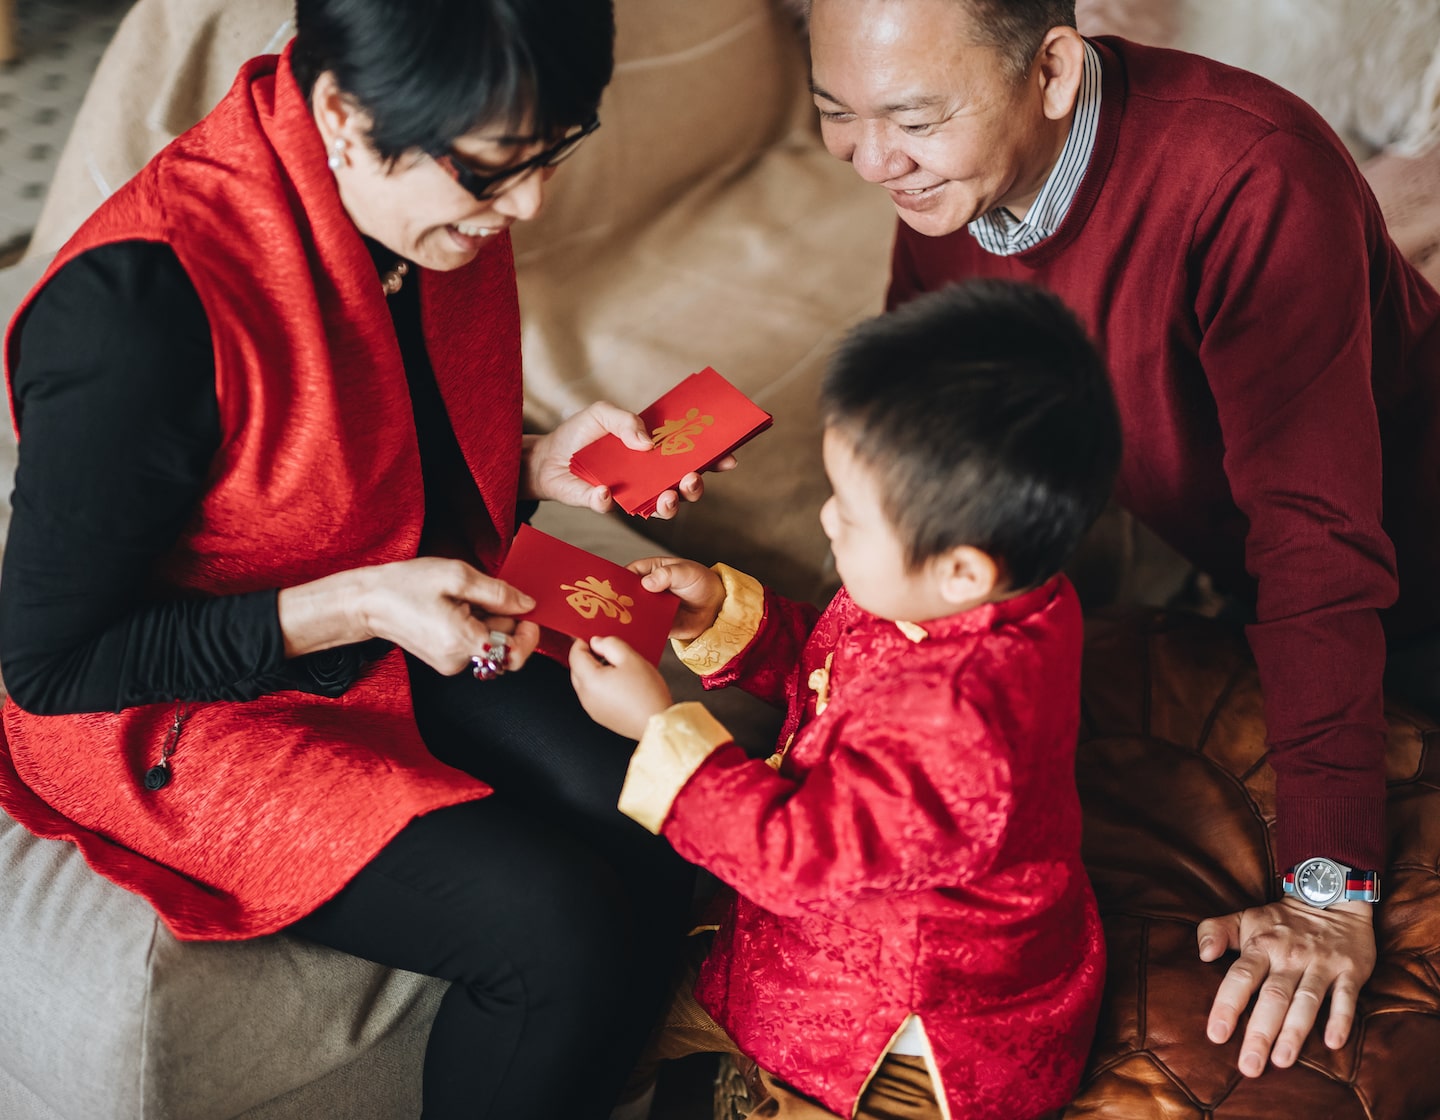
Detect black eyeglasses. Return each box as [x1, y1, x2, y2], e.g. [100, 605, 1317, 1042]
[435, 116, 601, 201]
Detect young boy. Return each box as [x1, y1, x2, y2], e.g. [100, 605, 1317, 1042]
[570, 280, 1122, 1120]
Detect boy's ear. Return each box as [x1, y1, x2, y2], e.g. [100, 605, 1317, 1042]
[933, 545, 999, 607]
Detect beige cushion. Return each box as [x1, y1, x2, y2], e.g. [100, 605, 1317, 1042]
[1364, 142, 1440, 290]
[24, 0, 296, 261]
[0, 803, 443, 1120]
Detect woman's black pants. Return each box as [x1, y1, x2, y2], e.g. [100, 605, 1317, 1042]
[288, 653, 696, 1120]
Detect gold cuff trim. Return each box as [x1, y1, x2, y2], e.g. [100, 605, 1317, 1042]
[672, 564, 765, 675]
[618, 702, 733, 834]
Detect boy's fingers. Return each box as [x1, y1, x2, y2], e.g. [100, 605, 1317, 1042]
[568, 637, 601, 676]
[589, 635, 635, 664]
[640, 566, 675, 592]
[627, 556, 669, 577]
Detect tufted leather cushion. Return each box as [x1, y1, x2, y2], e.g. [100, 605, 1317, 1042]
[1067, 610, 1440, 1118]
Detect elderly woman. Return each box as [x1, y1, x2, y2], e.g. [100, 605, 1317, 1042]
[0, 1, 712, 1116]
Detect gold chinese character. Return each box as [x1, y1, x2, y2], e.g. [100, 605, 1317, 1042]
[651, 408, 715, 456]
[561, 576, 635, 623]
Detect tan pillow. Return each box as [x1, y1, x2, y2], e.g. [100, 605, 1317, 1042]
[25, 0, 295, 260]
[514, 0, 812, 261]
[1364, 143, 1440, 291]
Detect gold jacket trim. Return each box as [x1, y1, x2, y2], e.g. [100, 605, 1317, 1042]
[672, 563, 766, 675]
[618, 701, 733, 834]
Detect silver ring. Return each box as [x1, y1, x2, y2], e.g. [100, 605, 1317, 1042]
[470, 630, 510, 681]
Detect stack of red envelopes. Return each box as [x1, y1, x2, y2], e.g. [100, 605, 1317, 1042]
[569, 367, 773, 518]
[497, 525, 679, 665]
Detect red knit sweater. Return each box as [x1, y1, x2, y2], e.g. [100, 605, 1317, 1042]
[889, 38, 1440, 873]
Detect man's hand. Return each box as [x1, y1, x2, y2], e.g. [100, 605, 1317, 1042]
[1199, 896, 1376, 1076]
[627, 556, 726, 640]
[521, 402, 738, 519]
[569, 635, 674, 739]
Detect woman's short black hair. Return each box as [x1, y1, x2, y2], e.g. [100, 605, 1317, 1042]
[822, 279, 1121, 591]
[292, 0, 615, 161]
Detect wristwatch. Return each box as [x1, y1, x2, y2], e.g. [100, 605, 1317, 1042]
[1282, 857, 1381, 908]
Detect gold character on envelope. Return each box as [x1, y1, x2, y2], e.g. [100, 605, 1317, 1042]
[651, 408, 715, 456]
[562, 576, 635, 623]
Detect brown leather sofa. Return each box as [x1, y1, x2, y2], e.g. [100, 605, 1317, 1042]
[1069, 611, 1440, 1118]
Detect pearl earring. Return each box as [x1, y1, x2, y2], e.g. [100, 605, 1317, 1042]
[327, 138, 348, 171]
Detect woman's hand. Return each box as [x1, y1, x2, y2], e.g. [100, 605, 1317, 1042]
[1199, 896, 1377, 1077]
[279, 557, 541, 676]
[569, 635, 674, 739]
[521, 400, 738, 519]
[627, 557, 726, 641]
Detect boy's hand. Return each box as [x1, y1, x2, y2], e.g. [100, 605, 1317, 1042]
[628, 557, 726, 640]
[569, 635, 674, 740]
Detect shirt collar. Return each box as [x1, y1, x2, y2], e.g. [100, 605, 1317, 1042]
[968, 40, 1102, 256]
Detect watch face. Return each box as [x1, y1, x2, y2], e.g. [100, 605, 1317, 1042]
[1296, 858, 1344, 906]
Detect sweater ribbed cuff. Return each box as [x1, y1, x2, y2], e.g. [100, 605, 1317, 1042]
[1275, 794, 1387, 878]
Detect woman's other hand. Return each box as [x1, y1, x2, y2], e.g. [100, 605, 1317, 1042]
[521, 400, 738, 519]
[568, 635, 673, 739]
[279, 557, 541, 676]
[627, 557, 725, 641]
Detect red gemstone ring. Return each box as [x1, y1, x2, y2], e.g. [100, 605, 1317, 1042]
[470, 631, 510, 681]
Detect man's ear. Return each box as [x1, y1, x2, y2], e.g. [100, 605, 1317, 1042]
[1033, 25, 1086, 122]
[933, 545, 1000, 607]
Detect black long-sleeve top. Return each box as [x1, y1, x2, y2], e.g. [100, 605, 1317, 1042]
[0, 239, 489, 714]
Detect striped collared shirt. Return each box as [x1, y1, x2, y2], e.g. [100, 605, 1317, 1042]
[968, 40, 1101, 256]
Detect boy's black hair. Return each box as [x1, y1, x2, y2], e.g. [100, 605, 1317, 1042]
[822, 279, 1121, 591]
[292, 0, 615, 162]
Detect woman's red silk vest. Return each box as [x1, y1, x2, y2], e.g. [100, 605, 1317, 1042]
[0, 46, 523, 939]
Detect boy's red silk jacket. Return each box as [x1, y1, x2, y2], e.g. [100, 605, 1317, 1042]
[622, 571, 1105, 1119]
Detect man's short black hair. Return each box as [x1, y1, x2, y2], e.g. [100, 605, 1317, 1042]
[961, 0, 1076, 78]
[292, 0, 615, 162]
[822, 279, 1120, 591]
[803, 0, 1075, 80]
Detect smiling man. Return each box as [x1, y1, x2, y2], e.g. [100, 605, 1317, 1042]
[808, 0, 1440, 1087]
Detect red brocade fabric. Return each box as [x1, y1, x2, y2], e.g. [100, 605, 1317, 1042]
[0, 47, 524, 939]
[667, 579, 1105, 1119]
[888, 38, 1440, 877]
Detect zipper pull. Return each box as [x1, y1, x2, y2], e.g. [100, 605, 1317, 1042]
[144, 702, 189, 792]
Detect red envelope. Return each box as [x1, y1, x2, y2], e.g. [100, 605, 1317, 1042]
[569, 367, 772, 518]
[497, 524, 679, 665]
